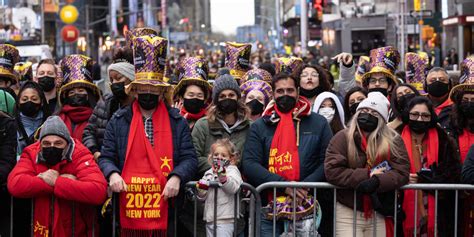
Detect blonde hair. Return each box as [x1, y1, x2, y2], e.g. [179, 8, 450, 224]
[207, 138, 240, 166]
[346, 110, 403, 168]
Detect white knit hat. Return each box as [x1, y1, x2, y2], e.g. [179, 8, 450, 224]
[107, 62, 135, 82]
[357, 92, 390, 122]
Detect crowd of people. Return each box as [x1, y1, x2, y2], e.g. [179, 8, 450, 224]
[0, 27, 473, 237]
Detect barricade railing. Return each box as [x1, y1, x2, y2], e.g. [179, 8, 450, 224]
[254, 182, 474, 237]
[7, 181, 474, 237]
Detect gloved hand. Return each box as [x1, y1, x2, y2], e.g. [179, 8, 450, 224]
[417, 163, 438, 183]
[196, 179, 210, 190]
[217, 167, 227, 184]
[356, 176, 380, 194]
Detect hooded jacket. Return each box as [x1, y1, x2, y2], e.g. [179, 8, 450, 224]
[7, 139, 107, 237]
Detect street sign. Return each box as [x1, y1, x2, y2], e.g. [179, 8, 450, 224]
[410, 10, 433, 18]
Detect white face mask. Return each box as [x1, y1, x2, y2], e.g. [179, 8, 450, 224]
[319, 107, 335, 123]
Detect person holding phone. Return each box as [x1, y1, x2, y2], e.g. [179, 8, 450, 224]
[325, 92, 410, 236]
[394, 96, 460, 236]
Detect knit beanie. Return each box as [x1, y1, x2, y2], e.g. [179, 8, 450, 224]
[0, 89, 15, 116]
[108, 62, 135, 82]
[39, 116, 72, 144]
[357, 92, 390, 122]
[212, 74, 241, 104]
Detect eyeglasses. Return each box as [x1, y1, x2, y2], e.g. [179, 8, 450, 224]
[301, 72, 319, 78]
[409, 112, 431, 121]
[369, 78, 388, 85]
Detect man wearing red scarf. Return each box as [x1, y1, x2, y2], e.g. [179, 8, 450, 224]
[98, 34, 197, 236]
[8, 116, 107, 237]
[424, 67, 453, 128]
[242, 73, 333, 236]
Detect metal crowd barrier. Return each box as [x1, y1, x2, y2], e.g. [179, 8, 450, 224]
[6, 182, 474, 237]
[254, 182, 474, 237]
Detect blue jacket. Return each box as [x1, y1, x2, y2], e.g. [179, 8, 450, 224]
[98, 104, 197, 185]
[242, 111, 333, 187]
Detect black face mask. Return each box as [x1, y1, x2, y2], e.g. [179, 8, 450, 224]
[246, 99, 264, 116]
[349, 103, 360, 117]
[408, 120, 431, 134]
[397, 93, 417, 114]
[299, 86, 324, 99]
[276, 95, 297, 113]
[66, 94, 89, 107]
[427, 81, 450, 97]
[111, 82, 127, 100]
[138, 94, 159, 110]
[357, 113, 379, 132]
[460, 102, 474, 116]
[183, 98, 205, 114]
[368, 87, 388, 97]
[217, 99, 238, 115]
[38, 76, 56, 92]
[41, 146, 64, 166]
[19, 101, 41, 117]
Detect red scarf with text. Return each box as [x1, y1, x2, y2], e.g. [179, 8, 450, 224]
[268, 106, 300, 181]
[401, 126, 438, 237]
[58, 105, 93, 140]
[119, 101, 174, 236]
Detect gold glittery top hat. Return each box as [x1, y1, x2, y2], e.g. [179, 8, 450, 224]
[0, 44, 20, 84]
[274, 57, 304, 77]
[405, 52, 429, 94]
[360, 46, 400, 86]
[225, 42, 252, 80]
[242, 68, 273, 84]
[173, 56, 212, 100]
[355, 56, 370, 83]
[125, 27, 158, 49]
[450, 55, 474, 101]
[125, 35, 173, 103]
[14, 61, 33, 82]
[59, 54, 100, 104]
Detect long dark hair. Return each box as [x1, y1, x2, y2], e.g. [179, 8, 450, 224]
[16, 81, 51, 144]
[327, 98, 345, 134]
[343, 86, 368, 122]
[450, 91, 471, 136]
[401, 96, 438, 128]
[390, 83, 420, 119]
[300, 65, 331, 91]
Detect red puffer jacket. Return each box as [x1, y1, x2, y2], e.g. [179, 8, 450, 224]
[7, 138, 107, 237]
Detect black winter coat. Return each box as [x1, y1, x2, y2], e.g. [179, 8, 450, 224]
[98, 104, 197, 185]
[82, 94, 122, 154]
[0, 114, 16, 185]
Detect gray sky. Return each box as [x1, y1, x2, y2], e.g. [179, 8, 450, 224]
[210, 0, 255, 35]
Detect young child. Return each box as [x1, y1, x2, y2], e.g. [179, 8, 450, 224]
[196, 139, 243, 237]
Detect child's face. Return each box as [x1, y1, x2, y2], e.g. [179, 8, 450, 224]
[211, 146, 233, 169]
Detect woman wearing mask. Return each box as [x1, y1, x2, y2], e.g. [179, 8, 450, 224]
[299, 64, 331, 106]
[16, 81, 50, 154]
[343, 86, 367, 123]
[394, 96, 460, 236]
[82, 48, 134, 160]
[313, 91, 345, 134]
[325, 92, 410, 236]
[448, 64, 474, 236]
[57, 55, 100, 141]
[240, 68, 273, 121]
[388, 83, 420, 129]
[173, 57, 212, 129]
[192, 74, 250, 175]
